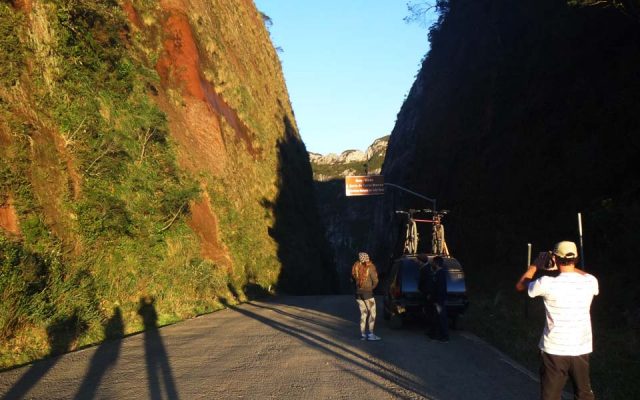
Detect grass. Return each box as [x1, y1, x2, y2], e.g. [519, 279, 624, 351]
[463, 267, 640, 400]
[0, 3, 25, 87]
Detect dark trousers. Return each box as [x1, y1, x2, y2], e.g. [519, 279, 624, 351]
[540, 351, 594, 400]
[426, 302, 448, 339]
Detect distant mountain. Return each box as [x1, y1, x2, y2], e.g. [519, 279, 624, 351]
[309, 136, 389, 181]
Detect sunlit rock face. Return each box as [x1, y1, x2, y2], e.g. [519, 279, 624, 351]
[0, 0, 336, 368]
[309, 136, 388, 180]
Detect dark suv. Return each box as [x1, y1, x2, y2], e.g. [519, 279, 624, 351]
[382, 254, 469, 328]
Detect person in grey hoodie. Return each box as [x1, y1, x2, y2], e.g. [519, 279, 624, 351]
[351, 252, 381, 341]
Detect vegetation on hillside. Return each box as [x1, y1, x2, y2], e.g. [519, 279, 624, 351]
[311, 152, 385, 180]
[1, 0, 201, 367]
[0, 0, 335, 369]
[309, 136, 388, 180]
[378, 0, 640, 397]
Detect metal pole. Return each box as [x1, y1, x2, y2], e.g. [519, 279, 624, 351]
[525, 243, 532, 318]
[578, 212, 585, 270]
[383, 183, 436, 210]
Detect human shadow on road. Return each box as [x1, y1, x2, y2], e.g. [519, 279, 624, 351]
[73, 307, 124, 399]
[247, 301, 352, 333]
[137, 297, 179, 400]
[225, 302, 436, 400]
[2, 312, 86, 400]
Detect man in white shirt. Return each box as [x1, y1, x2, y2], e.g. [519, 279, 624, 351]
[516, 241, 599, 400]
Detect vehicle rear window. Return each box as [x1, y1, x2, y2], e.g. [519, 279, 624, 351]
[400, 260, 421, 293]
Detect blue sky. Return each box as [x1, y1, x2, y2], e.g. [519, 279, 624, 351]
[253, 1, 434, 155]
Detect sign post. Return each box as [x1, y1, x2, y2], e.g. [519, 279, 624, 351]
[345, 175, 384, 197]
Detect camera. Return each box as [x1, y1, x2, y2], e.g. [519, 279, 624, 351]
[542, 251, 557, 271]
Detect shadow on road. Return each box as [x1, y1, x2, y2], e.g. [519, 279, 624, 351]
[225, 300, 438, 400]
[2, 312, 86, 400]
[137, 296, 179, 400]
[73, 307, 124, 399]
[247, 301, 347, 332]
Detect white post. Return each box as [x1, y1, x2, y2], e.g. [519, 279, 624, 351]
[578, 212, 585, 270]
[524, 242, 532, 318]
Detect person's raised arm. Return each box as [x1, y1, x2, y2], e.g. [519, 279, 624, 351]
[516, 251, 554, 291]
[515, 265, 537, 292]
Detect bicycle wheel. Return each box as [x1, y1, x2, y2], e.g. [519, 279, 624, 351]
[406, 220, 418, 254]
[403, 223, 411, 254]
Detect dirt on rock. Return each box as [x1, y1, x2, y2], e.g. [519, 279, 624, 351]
[0, 195, 20, 235]
[187, 189, 231, 266]
[124, 0, 246, 264]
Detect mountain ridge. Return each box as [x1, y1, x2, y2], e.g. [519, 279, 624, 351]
[309, 135, 388, 180]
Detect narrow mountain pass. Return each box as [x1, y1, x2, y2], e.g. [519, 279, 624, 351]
[0, 295, 539, 399]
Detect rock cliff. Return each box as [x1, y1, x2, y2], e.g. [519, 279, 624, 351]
[309, 135, 388, 181]
[374, 0, 640, 304]
[0, 0, 335, 367]
[373, 3, 640, 394]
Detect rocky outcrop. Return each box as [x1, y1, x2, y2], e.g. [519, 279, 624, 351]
[310, 135, 388, 181]
[310, 136, 388, 166]
[309, 150, 367, 166]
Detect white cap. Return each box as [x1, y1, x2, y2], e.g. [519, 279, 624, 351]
[553, 241, 578, 259]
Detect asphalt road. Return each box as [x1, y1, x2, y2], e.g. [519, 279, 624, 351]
[0, 295, 541, 400]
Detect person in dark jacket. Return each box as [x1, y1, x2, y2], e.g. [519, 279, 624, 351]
[418, 255, 434, 333]
[429, 256, 449, 342]
[351, 252, 381, 341]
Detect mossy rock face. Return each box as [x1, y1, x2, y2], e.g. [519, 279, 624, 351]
[0, 0, 335, 368]
[0, 3, 26, 87]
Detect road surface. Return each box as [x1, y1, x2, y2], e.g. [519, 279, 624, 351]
[0, 295, 541, 399]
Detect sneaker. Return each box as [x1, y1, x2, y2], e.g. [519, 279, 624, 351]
[360, 334, 367, 341]
[367, 333, 381, 341]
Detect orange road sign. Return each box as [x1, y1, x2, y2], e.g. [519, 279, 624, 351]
[345, 175, 384, 196]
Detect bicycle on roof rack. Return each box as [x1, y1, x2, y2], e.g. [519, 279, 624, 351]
[395, 208, 450, 256]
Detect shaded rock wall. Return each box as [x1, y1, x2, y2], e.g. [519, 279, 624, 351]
[375, 0, 640, 281]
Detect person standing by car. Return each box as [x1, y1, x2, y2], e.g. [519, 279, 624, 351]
[417, 254, 434, 334]
[428, 256, 449, 342]
[351, 252, 381, 341]
[515, 241, 599, 400]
